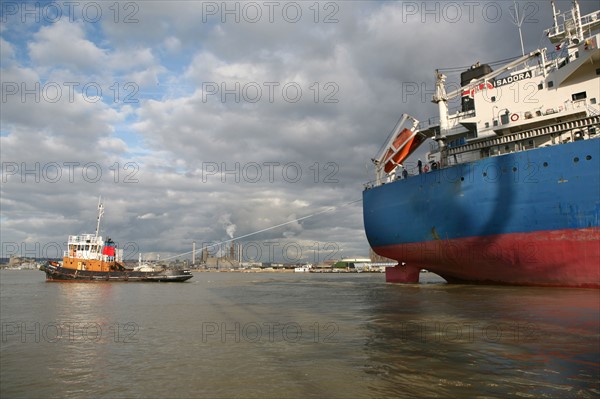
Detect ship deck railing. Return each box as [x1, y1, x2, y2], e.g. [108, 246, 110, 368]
[365, 115, 599, 189]
[544, 9, 600, 42]
[420, 108, 474, 132]
[447, 114, 599, 157]
[68, 234, 103, 244]
[63, 250, 115, 262]
[364, 171, 419, 190]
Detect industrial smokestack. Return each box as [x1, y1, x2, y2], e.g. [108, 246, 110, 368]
[192, 241, 196, 265]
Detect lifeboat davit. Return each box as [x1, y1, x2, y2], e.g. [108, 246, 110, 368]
[382, 128, 427, 173]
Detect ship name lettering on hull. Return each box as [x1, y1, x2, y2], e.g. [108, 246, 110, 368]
[494, 71, 533, 87]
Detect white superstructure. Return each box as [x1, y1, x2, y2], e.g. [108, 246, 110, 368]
[373, 1, 600, 184]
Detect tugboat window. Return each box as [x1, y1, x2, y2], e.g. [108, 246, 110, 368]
[572, 92, 587, 101]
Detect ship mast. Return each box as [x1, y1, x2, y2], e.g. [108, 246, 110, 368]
[551, 1, 560, 36]
[95, 197, 104, 240]
[510, 0, 526, 56]
[573, 0, 583, 43]
[547, 1, 599, 45]
[433, 69, 448, 147]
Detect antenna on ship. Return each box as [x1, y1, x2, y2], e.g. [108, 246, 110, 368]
[509, 0, 526, 56]
[572, 0, 584, 43]
[95, 196, 104, 240]
[551, 1, 560, 37]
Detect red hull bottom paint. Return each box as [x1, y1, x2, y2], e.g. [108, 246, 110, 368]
[377, 228, 600, 288]
[385, 265, 421, 283]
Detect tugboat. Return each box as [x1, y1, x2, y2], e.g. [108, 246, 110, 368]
[40, 200, 193, 282]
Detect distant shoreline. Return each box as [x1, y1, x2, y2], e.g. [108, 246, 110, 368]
[0, 268, 384, 274]
[191, 269, 384, 274]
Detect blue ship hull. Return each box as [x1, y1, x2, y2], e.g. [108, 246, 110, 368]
[363, 138, 600, 287]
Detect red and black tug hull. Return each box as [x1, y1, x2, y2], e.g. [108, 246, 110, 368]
[40, 262, 193, 282]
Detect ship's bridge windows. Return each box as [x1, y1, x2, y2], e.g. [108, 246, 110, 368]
[590, 98, 597, 105]
[548, 81, 554, 88]
[572, 92, 587, 101]
[538, 83, 543, 90]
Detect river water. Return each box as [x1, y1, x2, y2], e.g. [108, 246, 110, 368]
[1, 270, 598, 398]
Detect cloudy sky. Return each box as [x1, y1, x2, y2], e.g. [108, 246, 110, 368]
[1, 1, 597, 262]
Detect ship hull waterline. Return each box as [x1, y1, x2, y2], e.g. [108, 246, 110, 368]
[376, 227, 599, 288]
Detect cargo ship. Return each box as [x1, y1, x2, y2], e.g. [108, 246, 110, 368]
[363, 1, 600, 287]
[40, 200, 193, 282]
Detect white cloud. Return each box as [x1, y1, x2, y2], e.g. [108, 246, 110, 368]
[163, 36, 182, 54]
[0, 37, 15, 62]
[28, 20, 109, 73]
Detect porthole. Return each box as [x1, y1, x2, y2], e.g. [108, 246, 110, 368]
[574, 157, 579, 163]
[512, 167, 517, 172]
[543, 162, 548, 167]
[586, 155, 592, 161]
